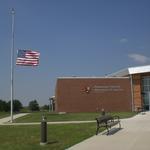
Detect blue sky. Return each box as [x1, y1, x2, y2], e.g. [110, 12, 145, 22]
[0, 0, 150, 106]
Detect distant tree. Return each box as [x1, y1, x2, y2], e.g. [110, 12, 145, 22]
[28, 100, 39, 111]
[41, 105, 49, 111]
[0, 99, 5, 111]
[7, 100, 23, 112]
[13, 100, 23, 112]
[0, 99, 9, 111]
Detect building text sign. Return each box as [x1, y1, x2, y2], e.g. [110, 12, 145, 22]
[92, 85, 124, 92]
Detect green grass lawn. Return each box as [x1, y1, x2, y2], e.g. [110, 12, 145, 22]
[0, 123, 96, 150]
[0, 112, 9, 119]
[0, 112, 136, 150]
[14, 111, 136, 123]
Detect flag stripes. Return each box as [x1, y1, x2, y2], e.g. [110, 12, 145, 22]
[16, 50, 40, 66]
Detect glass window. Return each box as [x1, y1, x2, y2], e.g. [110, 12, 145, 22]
[142, 76, 150, 111]
[142, 77, 150, 91]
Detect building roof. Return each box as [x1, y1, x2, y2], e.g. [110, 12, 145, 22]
[108, 65, 150, 77]
[57, 76, 129, 79]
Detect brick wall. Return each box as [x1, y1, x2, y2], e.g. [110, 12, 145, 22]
[132, 74, 142, 110]
[55, 78, 132, 112]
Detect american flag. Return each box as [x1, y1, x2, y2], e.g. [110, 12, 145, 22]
[16, 50, 40, 66]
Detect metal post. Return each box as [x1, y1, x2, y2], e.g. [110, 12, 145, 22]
[49, 97, 51, 112]
[51, 98, 53, 112]
[10, 8, 15, 123]
[101, 108, 105, 116]
[49, 99, 51, 112]
[130, 75, 134, 112]
[40, 116, 47, 145]
[149, 92, 150, 111]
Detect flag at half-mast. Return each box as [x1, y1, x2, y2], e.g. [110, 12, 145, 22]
[16, 49, 40, 66]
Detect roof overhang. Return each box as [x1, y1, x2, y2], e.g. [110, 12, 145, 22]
[108, 65, 150, 77]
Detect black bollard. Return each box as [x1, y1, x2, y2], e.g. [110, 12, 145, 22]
[40, 115, 47, 145]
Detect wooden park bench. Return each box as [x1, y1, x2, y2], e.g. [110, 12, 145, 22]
[95, 115, 121, 135]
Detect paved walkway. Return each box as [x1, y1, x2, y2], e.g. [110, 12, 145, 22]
[0, 113, 29, 124]
[2, 120, 95, 125]
[67, 112, 150, 150]
[0, 114, 95, 125]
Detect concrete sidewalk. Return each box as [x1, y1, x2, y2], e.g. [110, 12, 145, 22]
[68, 112, 150, 150]
[1, 120, 95, 126]
[0, 113, 29, 124]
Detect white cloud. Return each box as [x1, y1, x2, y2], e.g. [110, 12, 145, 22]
[120, 38, 128, 43]
[128, 53, 150, 64]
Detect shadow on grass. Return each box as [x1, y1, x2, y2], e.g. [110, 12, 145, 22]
[47, 140, 59, 145]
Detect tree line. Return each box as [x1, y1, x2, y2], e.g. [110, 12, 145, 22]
[0, 99, 49, 112]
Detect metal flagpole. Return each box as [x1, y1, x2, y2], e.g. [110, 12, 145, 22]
[10, 8, 15, 123]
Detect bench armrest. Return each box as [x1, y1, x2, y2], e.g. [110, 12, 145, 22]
[112, 115, 120, 121]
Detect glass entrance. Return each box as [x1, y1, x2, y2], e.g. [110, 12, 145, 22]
[142, 76, 150, 111]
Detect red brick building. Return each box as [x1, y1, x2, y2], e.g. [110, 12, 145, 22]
[54, 65, 150, 112]
[109, 65, 150, 111]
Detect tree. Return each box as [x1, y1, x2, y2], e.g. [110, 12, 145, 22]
[28, 100, 39, 111]
[41, 105, 49, 111]
[0, 99, 9, 111]
[7, 100, 23, 112]
[0, 99, 22, 112]
[13, 100, 23, 112]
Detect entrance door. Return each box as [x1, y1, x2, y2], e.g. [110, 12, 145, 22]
[142, 77, 150, 111]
